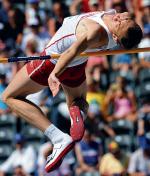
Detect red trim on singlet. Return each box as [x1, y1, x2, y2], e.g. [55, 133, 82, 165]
[45, 13, 101, 50]
[45, 33, 75, 50]
[80, 11, 100, 19]
[45, 13, 100, 50]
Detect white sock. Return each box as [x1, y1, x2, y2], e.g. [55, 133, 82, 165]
[44, 124, 65, 144]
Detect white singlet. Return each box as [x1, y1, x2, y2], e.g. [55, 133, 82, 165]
[45, 10, 118, 67]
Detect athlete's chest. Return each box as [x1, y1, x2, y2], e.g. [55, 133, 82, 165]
[76, 19, 109, 49]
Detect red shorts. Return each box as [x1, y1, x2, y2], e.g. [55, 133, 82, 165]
[26, 60, 87, 87]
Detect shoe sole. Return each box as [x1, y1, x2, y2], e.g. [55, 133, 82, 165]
[45, 142, 74, 172]
[70, 106, 85, 141]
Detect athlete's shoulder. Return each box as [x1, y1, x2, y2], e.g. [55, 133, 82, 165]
[80, 17, 105, 33]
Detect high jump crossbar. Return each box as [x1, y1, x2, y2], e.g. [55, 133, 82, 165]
[0, 47, 150, 63]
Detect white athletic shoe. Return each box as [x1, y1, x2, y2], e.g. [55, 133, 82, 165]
[45, 134, 74, 172]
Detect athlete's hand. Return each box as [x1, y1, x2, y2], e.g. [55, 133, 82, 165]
[48, 72, 60, 97]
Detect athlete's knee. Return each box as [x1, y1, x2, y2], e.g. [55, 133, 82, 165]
[1, 91, 11, 104]
[1, 89, 18, 104]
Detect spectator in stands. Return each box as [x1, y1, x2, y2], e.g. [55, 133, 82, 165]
[99, 141, 128, 176]
[70, 0, 104, 15]
[128, 134, 150, 176]
[11, 38, 38, 79]
[111, 76, 137, 114]
[0, 7, 25, 47]
[21, 15, 49, 53]
[0, 0, 12, 23]
[26, 0, 40, 26]
[112, 54, 132, 72]
[105, 0, 130, 12]
[88, 0, 102, 12]
[69, 0, 82, 15]
[25, 39, 38, 56]
[26, 0, 48, 26]
[86, 57, 108, 112]
[104, 86, 137, 122]
[0, 134, 36, 175]
[86, 56, 109, 91]
[11, 39, 38, 79]
[4, 8, 25, 46]
[13, 165, 30, 176]
[138, 24, 150, 68]
[131, 0, 150, 29]
[137, 98, 150, 136]
[86, 78, 106, 110]
[48, 1, 69, 36]
[0, 74, 10, 115]
[86, 58, 108, 122]
[112, 53, 139, 86]
[75, 128, 101, 176]
[111, 0, 128, 13]
[85, 99, 116, 138]
[141, 0, 150, 26]
[0, 48, 12, 83]
[114, 76, 136, 99]
[8, 8, 25, 43]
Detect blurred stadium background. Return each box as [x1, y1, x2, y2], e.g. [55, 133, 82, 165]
[0, 0, 149, 176]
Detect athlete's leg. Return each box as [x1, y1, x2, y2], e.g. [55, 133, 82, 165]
[62, 81, 89, 141]
[2, 65, 74, 172]
[62, 81, 88, 112]
[2, 65, 51, 131]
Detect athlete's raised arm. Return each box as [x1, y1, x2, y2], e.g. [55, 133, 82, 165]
[48, 22, 102, 96]
[52, 30, 101, 76]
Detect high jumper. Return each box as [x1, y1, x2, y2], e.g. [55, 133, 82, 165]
[2, 9, 143, 172]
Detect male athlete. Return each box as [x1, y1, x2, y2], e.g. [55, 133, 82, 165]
[2, 10, 142, 172]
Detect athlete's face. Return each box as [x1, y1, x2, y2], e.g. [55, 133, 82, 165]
[113, 12, 132, 28]
[111, 12, 134, 46]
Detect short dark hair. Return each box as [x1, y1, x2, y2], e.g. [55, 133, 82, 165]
[120, 23, 143, 49]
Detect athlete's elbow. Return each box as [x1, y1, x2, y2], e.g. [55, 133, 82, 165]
[1, 92, 9, 103]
